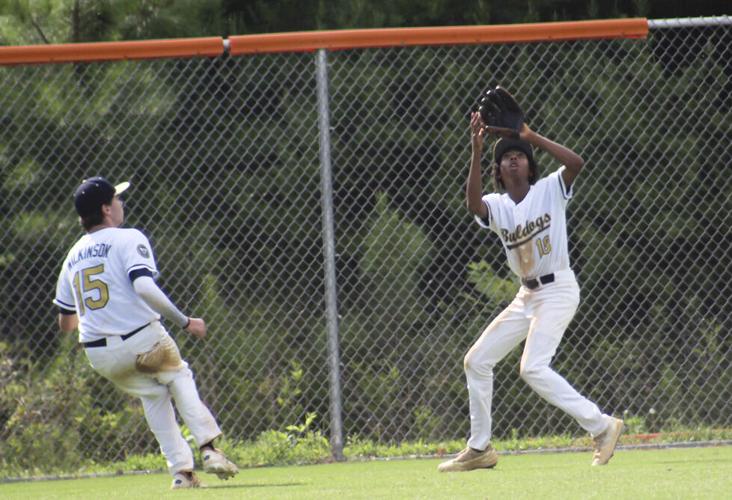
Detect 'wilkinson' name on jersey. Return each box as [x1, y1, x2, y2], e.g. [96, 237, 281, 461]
[67, 243, 112, 270]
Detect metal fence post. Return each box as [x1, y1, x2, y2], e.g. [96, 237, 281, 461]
[316, 47, 345, 461]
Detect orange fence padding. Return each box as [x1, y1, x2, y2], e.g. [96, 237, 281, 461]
[230, 19, 648, 55]
[0, 19, 648, 66]
[0, 37, 224, 66]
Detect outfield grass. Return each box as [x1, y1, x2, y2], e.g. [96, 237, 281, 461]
[1, 446, 729, 499]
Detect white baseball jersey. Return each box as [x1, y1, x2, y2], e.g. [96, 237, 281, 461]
[475, 166, 573, 279]
[54, 227, 160, 342]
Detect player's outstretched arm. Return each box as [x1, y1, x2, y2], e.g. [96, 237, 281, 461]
[521, 125, 584, 188]
[466, 112, 489, 218]
[132, 276, 203, 336]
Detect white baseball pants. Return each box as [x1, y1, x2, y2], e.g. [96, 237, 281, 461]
[83, 321, 221, 475]
[464, 269, 610, 451]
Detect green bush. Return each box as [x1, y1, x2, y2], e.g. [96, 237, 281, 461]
[0, 339, 151, 475]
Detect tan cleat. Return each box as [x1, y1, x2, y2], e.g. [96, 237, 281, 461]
[202, 447, 239, 480]
[592, 417, 624, 466]
[437, 446, 498, 472]
[171, 471, 202, 489]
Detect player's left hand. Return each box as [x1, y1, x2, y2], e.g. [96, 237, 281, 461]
[518, 123, 534, 142]
[185, 317, 207, 339]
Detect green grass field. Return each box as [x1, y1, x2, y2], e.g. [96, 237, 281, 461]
[1, 446, 730, 499]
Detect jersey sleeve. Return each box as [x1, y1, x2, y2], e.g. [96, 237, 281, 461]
[473, 193, 499, 233]
[548, 166, 574, 206]
[122, 229, 159, 281]
[53, 262, 76, 313]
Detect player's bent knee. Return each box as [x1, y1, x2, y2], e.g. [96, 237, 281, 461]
[519, 365, 542, 383]
[157, 365, 193, 386]
[463, 351, 494, 375]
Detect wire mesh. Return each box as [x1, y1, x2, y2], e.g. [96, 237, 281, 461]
[0, 21, 729, 475]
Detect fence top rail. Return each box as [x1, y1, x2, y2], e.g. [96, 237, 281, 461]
[229, 19, 648, 55]
[648, 16, 732, 29]
[0, 37, 224, 66]
[1, 15, 729, 66]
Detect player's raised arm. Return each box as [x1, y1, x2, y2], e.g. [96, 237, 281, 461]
[521, 125, 584, 188]
[466, 112, 489, 219]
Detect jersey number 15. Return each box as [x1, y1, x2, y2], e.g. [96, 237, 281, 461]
[72, 264, 110, 315]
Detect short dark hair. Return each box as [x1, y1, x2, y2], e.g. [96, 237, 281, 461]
[80, 208, 105, 231]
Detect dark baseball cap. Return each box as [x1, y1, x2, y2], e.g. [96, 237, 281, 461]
[74, 177, 130, 217]
[493, 137, 535, 165]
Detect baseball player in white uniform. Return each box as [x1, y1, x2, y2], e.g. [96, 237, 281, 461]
[53, 177, 238, 489]
[438, 114, 624, 472]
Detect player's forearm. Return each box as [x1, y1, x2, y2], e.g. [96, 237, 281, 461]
[132, 276, 189, 328]
[58, 313, 78, 333]
[525, 130, 584, 173]
[466, 150, 485, 215]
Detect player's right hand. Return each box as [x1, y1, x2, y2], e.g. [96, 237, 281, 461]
[185, 317, 207, 339]
[470, 112, 485, 153]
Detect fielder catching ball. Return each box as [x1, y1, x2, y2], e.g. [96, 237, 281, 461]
[53, 177, 238, 489]
[438, 87, 623, 472]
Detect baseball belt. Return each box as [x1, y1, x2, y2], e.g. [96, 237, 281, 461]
[82, 322, 151, 348]
[521, 273, 555, 290]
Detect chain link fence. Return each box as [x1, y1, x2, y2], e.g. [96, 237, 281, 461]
[0, 18, 730, 476]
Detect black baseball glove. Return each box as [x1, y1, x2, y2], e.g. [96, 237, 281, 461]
[477, 86, 525, 139]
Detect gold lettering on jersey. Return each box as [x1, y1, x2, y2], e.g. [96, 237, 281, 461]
[67, 243, 112, 270]
[500, 214, 551, 246]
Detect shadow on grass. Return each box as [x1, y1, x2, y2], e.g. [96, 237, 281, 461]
[203, 482, 305, 490]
